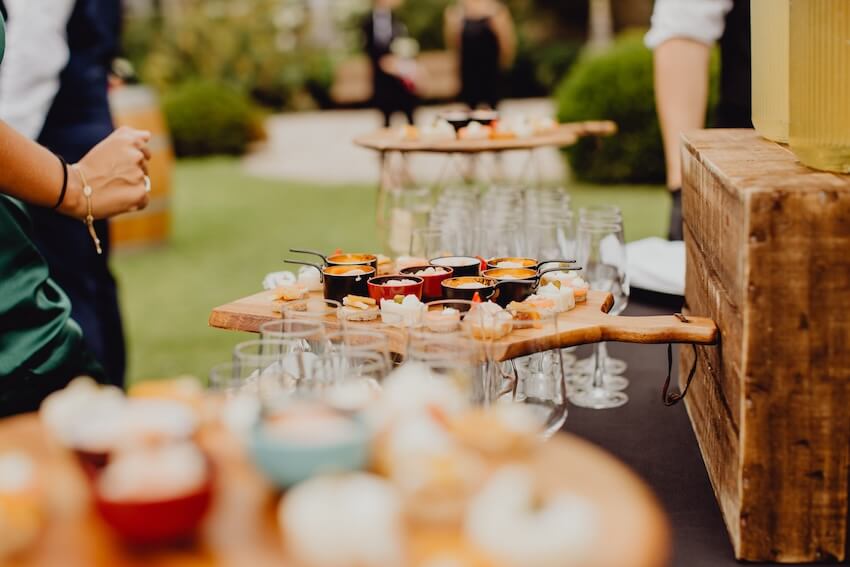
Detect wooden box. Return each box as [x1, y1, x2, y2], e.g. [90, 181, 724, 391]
[680, 129, 850, 562]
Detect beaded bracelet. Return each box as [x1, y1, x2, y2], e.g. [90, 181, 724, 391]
[51, 153, 68, 210]
[71, 164, 102, 255]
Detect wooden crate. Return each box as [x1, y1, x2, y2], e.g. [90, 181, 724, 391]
[680, 129, 850, 562]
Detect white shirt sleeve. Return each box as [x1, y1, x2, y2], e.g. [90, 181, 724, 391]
[644, 0, 734, 50]
[0, 0, 77, 140]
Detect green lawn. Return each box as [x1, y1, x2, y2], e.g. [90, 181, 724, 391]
[112, 159, 668, 384]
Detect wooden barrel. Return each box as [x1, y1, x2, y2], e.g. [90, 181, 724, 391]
[108, 85, 174, 251]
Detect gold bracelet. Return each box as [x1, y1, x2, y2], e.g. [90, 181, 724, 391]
[72, 164, 102, 255]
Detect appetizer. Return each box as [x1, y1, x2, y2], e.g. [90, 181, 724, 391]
[465, 466, 598, 567]
[450, 404, 541, 457]
[273, 283, 309, 303]
[396, 255, 429, 271]
[458, 122, 491, 141]
[377, 254, 395, 276]
[380, 295, 426, 327]
[297, 266, 323, 292]
[421, 120, 457, 142]
[0, 452, 42, 560]
[339, 295, 379, 322]
[97, 442, 209, 504]
[466, 302, 513, 340]
[424, 307, 461, 333]
[534, 282, 576, 313]
[280, 473, 407, 567]
[398, 124, 419, 142]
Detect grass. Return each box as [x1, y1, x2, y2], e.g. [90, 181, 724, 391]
[112, 158, 668, 384]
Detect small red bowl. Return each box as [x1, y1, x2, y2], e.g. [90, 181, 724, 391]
[367, 275, 424, 302]
[94, 477, 213, 545]
[73, 448, 110, 482]
[400, 266, 454, 301]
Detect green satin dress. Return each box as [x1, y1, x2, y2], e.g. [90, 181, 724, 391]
[0, 14, 105, 416]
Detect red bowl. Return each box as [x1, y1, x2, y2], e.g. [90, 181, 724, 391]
[400, 266, 454, 301]
[367, 275, 424, 302]
[94, 477, 213, 545]
[73, 449, 110, 483]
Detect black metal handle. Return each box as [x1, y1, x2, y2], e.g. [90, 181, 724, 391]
[289, 248, 328, 264]
[283, 259, 324, 282]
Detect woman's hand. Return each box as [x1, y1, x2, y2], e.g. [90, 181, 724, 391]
[63, 126, 152, 220]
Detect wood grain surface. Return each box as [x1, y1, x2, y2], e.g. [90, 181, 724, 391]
[2, 413, 670, 567]
[353, 121, 617, 154]
[208, 289, 718, 361]
[681, 129, 850, 562]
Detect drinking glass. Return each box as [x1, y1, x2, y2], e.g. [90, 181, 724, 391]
[310, 351, 390, 412]
[407, 333, 487, 404]
[575, 208, 629, 378]
[325, 328, 393, 370]
[279, 298, 342, 333]
[569, 222, 629, 409]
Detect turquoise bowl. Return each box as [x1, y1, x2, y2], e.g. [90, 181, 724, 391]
[248, 417, 371, 488]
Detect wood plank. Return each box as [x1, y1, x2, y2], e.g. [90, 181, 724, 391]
[684, 228, 743, 428]
[737, 187, 850, 562]
[209, 290, 718, 362]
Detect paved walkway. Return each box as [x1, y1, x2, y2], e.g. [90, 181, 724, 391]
[242, 98, 567, 185]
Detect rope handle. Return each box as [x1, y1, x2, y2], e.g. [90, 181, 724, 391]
[661, 313, 700, 406]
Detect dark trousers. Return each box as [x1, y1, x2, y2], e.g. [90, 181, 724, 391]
[26, 209, 126, 387]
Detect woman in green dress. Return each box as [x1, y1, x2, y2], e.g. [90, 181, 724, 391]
[0, 14, 151, 415]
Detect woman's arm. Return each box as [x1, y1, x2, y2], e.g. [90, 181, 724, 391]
[492, 5, 516, 70]
[443, 5, 462, 51]
[0, 121, 151, 219]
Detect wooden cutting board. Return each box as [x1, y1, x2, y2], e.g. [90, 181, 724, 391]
[353, 121, 617, 154]
[209, 290, 717, 362]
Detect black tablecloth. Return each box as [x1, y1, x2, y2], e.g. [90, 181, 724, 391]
[566, 299, 847, 567]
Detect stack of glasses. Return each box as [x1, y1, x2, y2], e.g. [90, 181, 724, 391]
[412, 184, 575, 261]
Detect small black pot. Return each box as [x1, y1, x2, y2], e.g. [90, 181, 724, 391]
[289, 249, 378, 271]
[481, 267, 568, 307]
[430, 256, 483, 278]
[441, 277, 498, 305]
[322, 265, 375, 302]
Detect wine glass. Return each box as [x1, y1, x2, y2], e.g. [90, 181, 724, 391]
[569, 222, 629, 409]
[574, 208, 629, 380]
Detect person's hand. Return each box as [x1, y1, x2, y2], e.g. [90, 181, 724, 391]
[63, 127, 152, 220]
[378, 54, 400, 76]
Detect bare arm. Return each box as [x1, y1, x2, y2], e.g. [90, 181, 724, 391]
[492, 6, 516, 69]
[653, 39, 711, 189]
[0, 122, 152, 219]
[443, 6, 462, 51]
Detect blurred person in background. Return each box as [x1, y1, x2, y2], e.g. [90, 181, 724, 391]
[444, 0, 516, 110]
[363, 0, 418, 127]
[646, 0, 751, 241]
[0, 0, 130, 386]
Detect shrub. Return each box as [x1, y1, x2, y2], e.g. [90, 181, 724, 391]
[162, 81, 263, 157]
[139, 0, 330, 110]
[555, 30, 719, 184]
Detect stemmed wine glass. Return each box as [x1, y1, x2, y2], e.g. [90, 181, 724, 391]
[569, 221, 629, 409]
[574, 206, 629, 382]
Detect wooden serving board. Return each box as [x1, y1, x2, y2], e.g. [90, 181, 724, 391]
[209, 290, 717, 361]
[353, 121, 617, 154]
[3, 413, 670, 567]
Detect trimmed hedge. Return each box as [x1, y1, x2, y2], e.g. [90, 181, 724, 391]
[556, 30, 718, 184]
[162, 81, 263, 157]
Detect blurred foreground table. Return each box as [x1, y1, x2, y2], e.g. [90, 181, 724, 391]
[1, 413, 670, 567]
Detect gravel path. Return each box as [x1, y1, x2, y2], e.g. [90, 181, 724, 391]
[242, 98, 567, 185]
